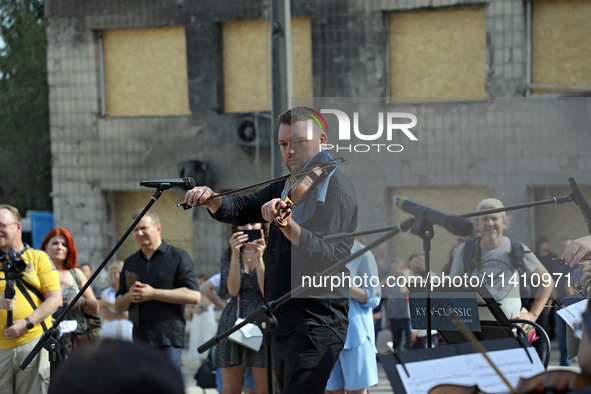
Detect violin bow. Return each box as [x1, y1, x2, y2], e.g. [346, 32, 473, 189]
[449, 312, 516, 393]
[176, 157, 345, 210]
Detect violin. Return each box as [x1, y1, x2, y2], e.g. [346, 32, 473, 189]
[274, 165, 331, 227]
[574, 281, 591, 299]
[428, 370, 591, 394]
[176, 157, 344, 213]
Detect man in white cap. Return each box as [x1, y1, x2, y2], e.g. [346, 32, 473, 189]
[449, 198, 553, 321]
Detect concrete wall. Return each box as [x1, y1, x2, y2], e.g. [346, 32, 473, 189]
[44, 0, 591, 277]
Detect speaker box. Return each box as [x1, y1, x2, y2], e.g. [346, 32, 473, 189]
[178, 160, 210, 186]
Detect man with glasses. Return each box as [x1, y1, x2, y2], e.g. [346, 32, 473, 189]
[0, 204, 62, 394]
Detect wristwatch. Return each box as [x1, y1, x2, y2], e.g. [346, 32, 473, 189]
[24, 317, 34, 330]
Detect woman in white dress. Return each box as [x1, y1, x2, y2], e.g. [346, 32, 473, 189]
[188, 275, 218, 362]
[101, 261, 134, 341]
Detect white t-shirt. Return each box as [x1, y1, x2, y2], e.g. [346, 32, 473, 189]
[101, 286, 120, 314]
[209, 272, 221, 288]
[449, 237, 541, 319]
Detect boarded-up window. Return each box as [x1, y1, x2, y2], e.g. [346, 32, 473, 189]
[532, 0, 591, 92]
[390, 187, 489, 273]
[103, 27, 191, 117]
[115, 191, 193, 261]
[389, 8, 487, 98]
[223, 17, 313, 113]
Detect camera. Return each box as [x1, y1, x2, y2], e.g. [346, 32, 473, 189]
[236, 229, 262, 242]
[0, 254, 27, 275]
[0, 254, 27, 326]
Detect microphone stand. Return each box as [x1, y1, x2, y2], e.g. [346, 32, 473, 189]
[408, 216, 436, 348]
[328, 218, 448, 350]
[460, 195, 573, 219]
[197, 218, 415, 394]
[459, 177, 588, 235]
[20, 186, 171, 383]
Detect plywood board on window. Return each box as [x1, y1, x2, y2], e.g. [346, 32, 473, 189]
[223, 17, 312, 113]
[292, 17, 313, 101]
[115, 191, 193, 261]
[532, 0, 591, 94]
[389, 187, 489, 274]
[103, 26, 190, 117]
[389, 8, 487, 98]
[534, 186, 591, 256]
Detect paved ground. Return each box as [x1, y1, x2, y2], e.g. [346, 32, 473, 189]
[181, 350, 392, 394]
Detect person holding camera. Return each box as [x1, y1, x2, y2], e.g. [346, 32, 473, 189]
[0, 204, 62, 394]
[214, 223, 268, 394]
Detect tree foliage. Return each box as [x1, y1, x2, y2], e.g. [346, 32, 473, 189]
[0, 0, 52, 213]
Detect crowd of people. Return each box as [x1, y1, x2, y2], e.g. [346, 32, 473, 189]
[0, 201, 202, 394]
[2, 106, 591, 394]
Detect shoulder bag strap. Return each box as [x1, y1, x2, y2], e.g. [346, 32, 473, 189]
[15, 279, 48, 332]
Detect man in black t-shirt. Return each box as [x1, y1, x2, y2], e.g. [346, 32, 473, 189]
[115, 210, 200, 371]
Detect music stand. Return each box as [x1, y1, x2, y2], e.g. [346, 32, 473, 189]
[379, 337, 544, 394]
[406, 282, 515, 343]
[405, 281, 551, 368]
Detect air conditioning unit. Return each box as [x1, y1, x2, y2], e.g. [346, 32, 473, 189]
[236, 112, 271, 148]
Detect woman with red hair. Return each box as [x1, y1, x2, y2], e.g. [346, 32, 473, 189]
[41, 228, 99, 355]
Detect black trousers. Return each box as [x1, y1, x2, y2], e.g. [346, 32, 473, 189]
[272, 325, 344, 394]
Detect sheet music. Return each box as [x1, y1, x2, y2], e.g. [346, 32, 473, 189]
[557, 299, 588, 339]
[396, 347, 544, 394]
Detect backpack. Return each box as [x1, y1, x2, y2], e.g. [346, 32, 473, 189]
[194, 346, 217, 390]
[462, 236, 532, 299]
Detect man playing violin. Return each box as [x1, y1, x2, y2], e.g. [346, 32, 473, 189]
[184, 107, 358, 394]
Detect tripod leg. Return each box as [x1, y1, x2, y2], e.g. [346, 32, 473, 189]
[265, 333, 273, 394]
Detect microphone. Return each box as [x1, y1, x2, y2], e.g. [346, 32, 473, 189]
[139, 177, 196, 190]
[393, 196, 473, 237]
[568, 177, 591, 235]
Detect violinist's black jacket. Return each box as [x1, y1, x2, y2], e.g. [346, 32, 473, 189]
[210, 167, 358, 340]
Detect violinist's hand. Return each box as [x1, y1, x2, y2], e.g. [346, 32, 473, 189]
[184, 186, 221, 212]
[263, 198, 300, 245]
[564, 235, 591, 268]
[261, 198, 286, 224]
